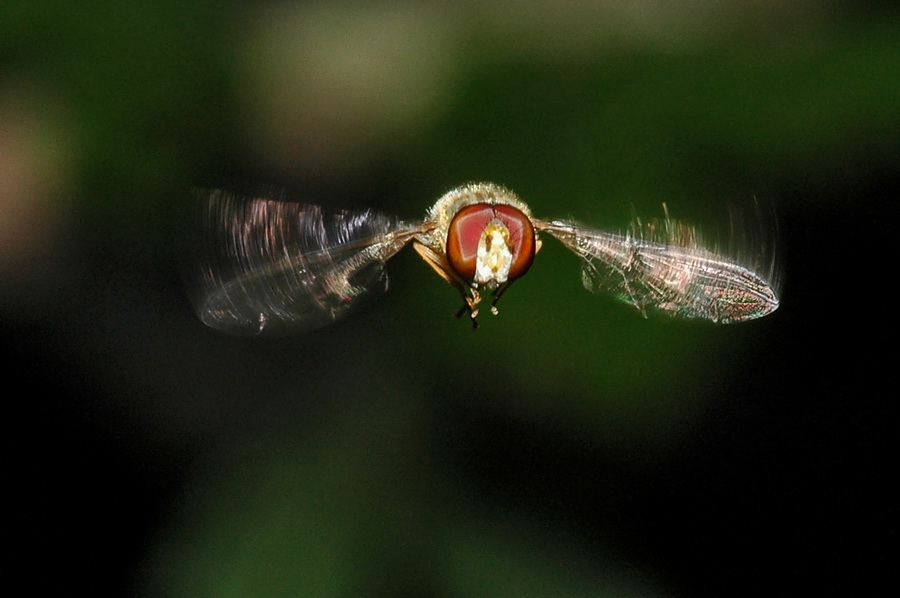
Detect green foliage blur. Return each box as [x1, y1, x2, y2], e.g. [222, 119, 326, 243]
[3, 2, 896, 595]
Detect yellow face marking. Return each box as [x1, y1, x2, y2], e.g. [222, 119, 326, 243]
[474, 220, 513, 286]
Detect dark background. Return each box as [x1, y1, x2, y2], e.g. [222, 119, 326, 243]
[2, 2, 894, 595]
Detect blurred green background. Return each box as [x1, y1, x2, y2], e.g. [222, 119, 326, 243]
[2, 1, 895, 595]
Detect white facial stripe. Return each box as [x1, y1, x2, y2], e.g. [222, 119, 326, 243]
[475, 219, 513, 285]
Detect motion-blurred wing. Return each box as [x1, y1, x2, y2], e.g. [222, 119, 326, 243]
[187, 189, 424, 336]
[538, 220, 779, 324]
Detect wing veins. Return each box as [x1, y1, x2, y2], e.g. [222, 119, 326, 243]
[538, 220, 779, 323]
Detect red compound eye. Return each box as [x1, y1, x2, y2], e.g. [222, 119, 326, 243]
[446, 203, 536, 283]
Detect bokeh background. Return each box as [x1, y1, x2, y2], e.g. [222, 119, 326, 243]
[2, 1, 895, 595]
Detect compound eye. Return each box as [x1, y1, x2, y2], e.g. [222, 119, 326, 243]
[446, 203, 536, 284]
[493, 204, 536, 280]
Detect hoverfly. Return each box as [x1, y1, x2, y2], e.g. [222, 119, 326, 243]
[187, 182, 779, 336]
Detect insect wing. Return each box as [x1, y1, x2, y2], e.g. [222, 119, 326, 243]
[539, 220, 779, 323]
[188, 189, 422, 336]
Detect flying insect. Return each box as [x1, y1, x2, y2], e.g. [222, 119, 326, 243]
[188, 182, 779, 336]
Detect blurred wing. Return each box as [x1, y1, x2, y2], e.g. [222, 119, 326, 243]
[187, 189, 424, 336]
[538, 220, 779, 324]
